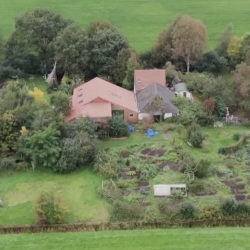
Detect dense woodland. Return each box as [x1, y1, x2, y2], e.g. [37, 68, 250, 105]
[2, 9, 250, 225]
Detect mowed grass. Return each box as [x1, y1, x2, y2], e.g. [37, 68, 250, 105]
[0, 168, 110, 225]
[1, 1, 250, 51]
[1, 228, 250, 250]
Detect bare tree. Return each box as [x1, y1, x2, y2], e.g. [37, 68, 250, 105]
[171, 15, 207, 72]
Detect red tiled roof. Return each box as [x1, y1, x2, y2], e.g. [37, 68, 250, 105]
[66, 77, 138, 121]
[134, 69, 166, 92]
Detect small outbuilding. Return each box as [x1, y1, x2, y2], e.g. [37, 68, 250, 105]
[174, 82, 193, 101]
[153, 184, 187, 197]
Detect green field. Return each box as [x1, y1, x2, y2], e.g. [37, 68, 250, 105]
[0, 168, 110, 225]
[1, 1, 250, 51]
[1, 228, 250, 250]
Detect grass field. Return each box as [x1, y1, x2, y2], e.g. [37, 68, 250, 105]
[1, 228, 250, 250]
[0, 168, 110, 225]
[1, 1, 250, 51]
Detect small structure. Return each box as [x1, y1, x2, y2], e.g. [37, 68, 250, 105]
[46, 62, 58, 85]
[154, 184, 187, 197]
[174, 82, 193, 101]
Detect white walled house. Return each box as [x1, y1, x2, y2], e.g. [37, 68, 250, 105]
[174, 83, 193, 101]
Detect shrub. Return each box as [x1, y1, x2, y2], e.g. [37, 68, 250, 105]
[187, 123, 205, 148]
[180, 202, 195, 219]
[112, 200, 143, 220]
[108, 115, 129, 137]
[233, 133, 240, 141]
[157, 199, 169, 214]
[221, 198, 238, 216]
[203, 98, 215, 113]
[163, 152, 179, 163]
[201, 140, 211, 153]
[35, 191, 65, 225]
[125, 159, 130, 166]
[0, 157, 16, 170]
[172, 190, 183, 200]
[138, 164, 158, 181]
[195, 159, 211, 179]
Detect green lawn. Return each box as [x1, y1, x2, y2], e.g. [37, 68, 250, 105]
[0, 168, 110, 225]
[1, 1, 250, 51]
[1, 228, 250, 250]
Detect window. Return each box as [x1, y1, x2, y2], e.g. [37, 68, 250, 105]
[129, 113, 134, 118]
[183, 92, 187, 97]
[78, 94, 83, 97]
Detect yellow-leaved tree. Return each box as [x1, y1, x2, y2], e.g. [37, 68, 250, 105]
[20, 126, 28, 135]
[28, 87, 45, 100]
[227, 36, 242, 57]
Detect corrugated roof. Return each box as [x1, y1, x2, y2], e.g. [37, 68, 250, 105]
[136, 83, 179, 113]
[134, 69, 166, 92]
[175, 82, 187, 93]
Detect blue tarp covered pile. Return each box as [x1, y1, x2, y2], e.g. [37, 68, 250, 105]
[128, 125, 135, 133]
[146, 128, 159, 138]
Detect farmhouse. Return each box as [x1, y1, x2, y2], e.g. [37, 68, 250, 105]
[136, 82, 179, 121]
[174, 82, 193, 101]
[134, 69, 166, 93]
[66, 77, 138, 123]
[154, 184, 187, 197]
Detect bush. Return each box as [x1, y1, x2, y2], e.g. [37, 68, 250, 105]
[108, 115, 129, 137]
[233, 133, 240, 141]
[195, 159, 211, 179]
[112, 200, 143, 220]
[180, 202, 195, 219]
[35, 191, 65, 225]
[221, 198, 238, 216]
[201, 140, 211, 153]
[187, 123, 205, 148]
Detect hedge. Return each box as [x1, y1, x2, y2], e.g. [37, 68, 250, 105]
[1, 219, 250, 234]
[218, 133, 250, 155]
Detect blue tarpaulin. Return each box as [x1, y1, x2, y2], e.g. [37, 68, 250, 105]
[146, 128, 159, 138]
[128, 125, 135, 133]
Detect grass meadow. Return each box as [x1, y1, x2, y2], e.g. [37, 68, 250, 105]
[1, 0, 250, 51]
[1, 228, 250, 250]
[0, 168, 110, 225]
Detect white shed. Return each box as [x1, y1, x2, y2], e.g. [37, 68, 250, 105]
[153, 184, 187, 197]
[174, 83, 193, 101]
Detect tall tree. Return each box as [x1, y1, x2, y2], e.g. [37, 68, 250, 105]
[216, 24, 233, 57]
[54, 24, 87, 78]
[85, 21, 128, 78]
[171, 15, 207, 72]
[12, 8, 72, 73]
[152, 14, 183, 67]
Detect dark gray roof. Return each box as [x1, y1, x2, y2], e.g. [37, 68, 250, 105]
[136, 83, 179, 113]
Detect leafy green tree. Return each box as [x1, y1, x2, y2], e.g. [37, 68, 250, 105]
[216, 24, 233, 57]
[108, 115, 129, 137]
[194, 51, 227, 74]
[50, 91, 71, 116]
[171, 15, 207, 72]
[85, 21, 128, 77]
[122, 52, 140, 89]
[187, 122, 205, 148]
[19, 126, 61, 170]
[11, 8, 72, 73]
[0, 112, 19, 151]
[111, 48, 132, 84]
[152, 14, 183, 67]
[54, 23, 87, 78]
[0, 33, 5, 62]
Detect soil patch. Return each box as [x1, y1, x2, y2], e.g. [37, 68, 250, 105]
[141, 148, 166, 157]
[120, 151, 134, 158]
[222, 180, 245, 194]
[138, 181, 149, 187]
[235, 194, 246, 201]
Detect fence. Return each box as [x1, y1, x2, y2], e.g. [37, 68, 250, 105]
[1, 219, 250, 234]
